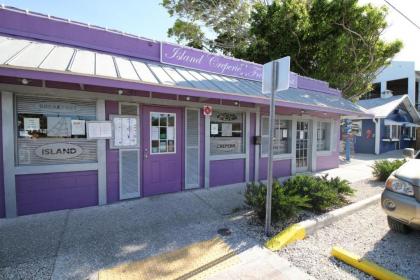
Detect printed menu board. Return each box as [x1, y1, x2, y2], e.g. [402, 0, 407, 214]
[111, 116, 138, 148]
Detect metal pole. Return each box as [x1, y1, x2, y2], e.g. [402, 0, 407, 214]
[345, 119, 351, 161]
[264, 62, 278, 236]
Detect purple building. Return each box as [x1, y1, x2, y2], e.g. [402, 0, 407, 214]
[0, 6, 367, 218]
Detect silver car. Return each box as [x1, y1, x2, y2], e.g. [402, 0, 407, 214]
[381, 152, 420, 233]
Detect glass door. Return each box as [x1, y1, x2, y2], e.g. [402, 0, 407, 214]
[296, 121, 310, 172]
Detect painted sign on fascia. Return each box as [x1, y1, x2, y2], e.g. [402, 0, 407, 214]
[161, 42, 263, 81]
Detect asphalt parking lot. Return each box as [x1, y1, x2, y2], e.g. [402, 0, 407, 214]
[278, 202, 420, 280]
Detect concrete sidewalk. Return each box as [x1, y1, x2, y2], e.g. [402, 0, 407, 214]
[316, 150, 403, 183]
[0, 184, 311, 280]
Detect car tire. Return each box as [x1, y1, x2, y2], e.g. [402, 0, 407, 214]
[387, 216, 410, 234]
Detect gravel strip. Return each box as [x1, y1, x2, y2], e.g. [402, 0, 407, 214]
[277, 203, 420, 280]
[348, 179, 384, 203]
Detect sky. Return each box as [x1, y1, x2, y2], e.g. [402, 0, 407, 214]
[1, 0, 420, 70]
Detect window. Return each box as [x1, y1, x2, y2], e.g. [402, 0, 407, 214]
[317, 121, 331, 151]
[412, 127, 417, 140]
[402, 127, 411, 138]
[391, 125, 400, 139]
[261, 116, 291, 156]
[384, 124, 401, 140]
[16, 95, 97, 165]
[150, 112, 176, 154]
[210, 111, 245, 155]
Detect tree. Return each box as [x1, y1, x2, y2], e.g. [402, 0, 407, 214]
[163, 0, 402, 100]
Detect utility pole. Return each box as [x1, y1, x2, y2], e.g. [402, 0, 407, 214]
[262, 57, 290, 236]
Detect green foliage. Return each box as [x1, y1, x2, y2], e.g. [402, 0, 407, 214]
[283, 174, 353, 213]
[245, 175, 354, 223]
[245, 181, 310, 223]
[372, 159, 406, 181]
[162, 0, 402, 99]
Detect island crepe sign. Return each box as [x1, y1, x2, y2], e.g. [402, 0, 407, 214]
[161, 42, 263, 81]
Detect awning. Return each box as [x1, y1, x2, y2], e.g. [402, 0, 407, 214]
[384, 119, 420, 127]
[0, 34, 368, 116]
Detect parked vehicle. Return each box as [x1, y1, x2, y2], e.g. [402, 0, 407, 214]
[381, 151, 420, 233]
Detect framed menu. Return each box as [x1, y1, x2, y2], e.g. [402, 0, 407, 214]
[110, 115, 139, 149]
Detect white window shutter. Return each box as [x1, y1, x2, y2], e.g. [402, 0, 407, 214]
[185, 108, 200, 189]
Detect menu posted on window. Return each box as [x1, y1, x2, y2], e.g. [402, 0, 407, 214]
[110, 115, 138, 148]
[86, 121, 113, 139]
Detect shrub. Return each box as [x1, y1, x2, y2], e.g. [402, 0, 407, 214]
[372, 159, 406, 181]
[283, 174, 353, 213]
[245, 181, 310, 224]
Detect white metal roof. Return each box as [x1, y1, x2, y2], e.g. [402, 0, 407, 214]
[357, 95, 420, 122]
[0, 34, 367, 115]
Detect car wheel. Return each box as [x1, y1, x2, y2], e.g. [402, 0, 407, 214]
[387, 216, 410, 234]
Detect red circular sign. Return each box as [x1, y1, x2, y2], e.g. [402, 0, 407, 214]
[203, 105, 213, 116]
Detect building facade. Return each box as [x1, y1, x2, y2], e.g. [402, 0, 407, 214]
[354, 94, 420, 154]
[0, 6, 366, 218]
[363, 61, 420, 112]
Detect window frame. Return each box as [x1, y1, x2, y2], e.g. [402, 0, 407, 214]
[209, 111, 246, 158]
[316, 120, 334, 155]
[383, 124, 401, 142]
[14, 95, 98, 166]
[260, 115, 293, 159]
[149, 112, 177, 155]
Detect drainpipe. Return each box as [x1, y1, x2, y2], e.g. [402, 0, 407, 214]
[373, 118, 380, 154]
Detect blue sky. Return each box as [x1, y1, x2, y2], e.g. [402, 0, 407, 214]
[1, 0, 176, 42]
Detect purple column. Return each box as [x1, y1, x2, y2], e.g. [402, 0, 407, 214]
[105, 101, 120, 203]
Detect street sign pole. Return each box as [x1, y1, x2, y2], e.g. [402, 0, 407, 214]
[264, 62, 278, 236]
[262, 56, 290, 237]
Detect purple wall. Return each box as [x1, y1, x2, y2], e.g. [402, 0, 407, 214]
[16, 171, 98, 216]
[200, 109, 205, 188]
[316, 123, 341, 171]
[105, 101, 120, 203]
[210, 159, 245, 187]
[0, 93, 4, 218]
[259, 159, 292, 180]
[249, 113, 256, 181]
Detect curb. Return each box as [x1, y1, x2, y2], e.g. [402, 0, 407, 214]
[265, 193, 381, 251]
[331, 246, 407, 280]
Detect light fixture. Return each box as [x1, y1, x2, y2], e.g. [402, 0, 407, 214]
[21, 78, 29, 85]
[323, 112, 327, 116]
[186, 96, 191, 101]
[117, 89, 123, 95]
[300, 110, 305, 114]
[234, 101, 239, 106]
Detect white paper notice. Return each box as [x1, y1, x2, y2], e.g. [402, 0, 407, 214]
[71, 120, 85, 135]
[47, 117, 71, 137]
[87, 122, 112, 139]
[221, 123, 232, 137]
[24, 118, 40, 131]
[121, 118, 130, 146]
[99, 122, 112, 138]
[167, 127, 174, 140]
[129, 118, 137, 146]
[211, 123, 219, 135]
[152, 127, 159, 140]
[113, 118, 123, 146]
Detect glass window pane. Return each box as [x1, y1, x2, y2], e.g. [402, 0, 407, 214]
[160, 127, 167, 140]
[151, 114, 159, 126]
[159, 140, 167, 152]
[160, 114, 167, 126]
[168, 115, 175, 127]
[168, 140, 175, 152]
[152, 140, 159, 153]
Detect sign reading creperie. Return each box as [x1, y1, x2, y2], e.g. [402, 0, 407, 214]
[161, 42, 263, 81]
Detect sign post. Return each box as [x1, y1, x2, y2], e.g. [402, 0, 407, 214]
[262, 57, 290, 236]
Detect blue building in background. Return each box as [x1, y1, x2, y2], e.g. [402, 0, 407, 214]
[353, 93, 420, 154]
